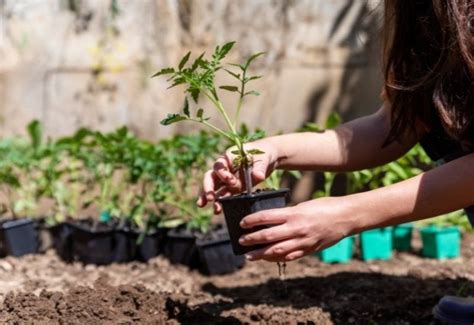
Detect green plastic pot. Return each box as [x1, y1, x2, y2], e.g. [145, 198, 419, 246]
[360, 227, 393, 261]
[317, 236, 354, 264]
[420, 225, 461, 259]
[392, 223, 413, 252]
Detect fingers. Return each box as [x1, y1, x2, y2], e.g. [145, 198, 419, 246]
[201, 170, 221, 203]
[245, 238, 312, 262]
[251, 154, 270, 183]
[239, 223, 292, 246]
[213, 156, 241, 190]
[240, 208, 290, 229]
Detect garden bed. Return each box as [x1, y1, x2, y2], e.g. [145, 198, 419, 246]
[0, 233, 473, 324]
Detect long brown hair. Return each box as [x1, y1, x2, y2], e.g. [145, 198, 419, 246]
[383, 0, 474, 148]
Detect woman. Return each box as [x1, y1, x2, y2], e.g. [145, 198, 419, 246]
[199, 1, 474, 322]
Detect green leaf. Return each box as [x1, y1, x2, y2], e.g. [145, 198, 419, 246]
[167, 77, 186, 89]
[229, 63, 245, 71]
[244, 90, 260, 96]
[27, 120, 42, 150]
[246, 75, 262, 82]
[224, 69, 241, 80]
[219, 85, 239, 92]
[247, 148, 265, 155]
[159, 218, 185, 229]
[325, 112, 341, 129]
[160, 114, 188, 126]
[245, 129, 266, 142]
[245, 52, 265, 69]
[313, 190, 326, 199]
[178, 51, 191, 70]
[151, 67, 175, 78]
[288, 170, 302, 179]
[298, 122, 322, 132]
[197, 108, 204, 120]
[233, 156, 243, 167]
[218, 41, 235, 59]
[183, 97, 190, 117]
[189, 88, 200, 103]
[231, 150, 240, 155]
[191, 52, 205, 71]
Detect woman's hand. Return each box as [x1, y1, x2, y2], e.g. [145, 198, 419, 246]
[238, 197, 355, 262]
[197, 139, 281, 213]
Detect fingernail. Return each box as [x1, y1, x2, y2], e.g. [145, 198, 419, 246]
[206, 194, 214, 201]
[239, 220, 245, 227]
[239, 237, 245, 244]
[245, 254, 253, 260]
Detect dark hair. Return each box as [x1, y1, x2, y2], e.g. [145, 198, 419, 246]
[383, 0, 474, 148]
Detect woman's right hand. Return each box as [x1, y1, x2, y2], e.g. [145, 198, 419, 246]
[197, 139, 280, 214]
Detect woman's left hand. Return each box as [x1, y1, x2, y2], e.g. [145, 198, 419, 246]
[239, 197, 355, 262]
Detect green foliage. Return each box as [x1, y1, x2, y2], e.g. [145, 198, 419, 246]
[417, 210, 472, 231]
[0, 121, 222, 233]
[264, 170, 302, 190]
[153, 42, 266, 190]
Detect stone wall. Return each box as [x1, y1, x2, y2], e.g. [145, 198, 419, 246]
[0, 0, 383, 139]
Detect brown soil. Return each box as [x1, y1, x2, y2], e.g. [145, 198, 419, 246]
[0, 233, 473, 324]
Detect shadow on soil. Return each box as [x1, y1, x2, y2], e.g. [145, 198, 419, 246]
[166, 272, 474, 324]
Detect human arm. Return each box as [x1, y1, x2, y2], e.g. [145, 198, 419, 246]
[239, 153, 474, 262]
[198, 105, 419, 210]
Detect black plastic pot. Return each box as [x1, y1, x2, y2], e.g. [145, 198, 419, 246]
[136, 229, 166, 262]
[69, 220, 116, 265]
[113, 227, 166, 263]
[218, 189, 290, 255]
[196, 227, 245, 275]
[0, 218, 38, 257]
[49, 222, 74, 262]
[113, 228, 138, 263]
[164, 228, 199, 268]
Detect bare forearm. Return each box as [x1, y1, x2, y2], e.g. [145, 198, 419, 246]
[263, 107, 417, 172]
[346, 154, 474, 234]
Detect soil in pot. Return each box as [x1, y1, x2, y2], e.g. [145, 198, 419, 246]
[420, 225, 461, 259]
[196, 226, 245, 275]
[218, 188, 289, 255]
[163, 227, 199, 268]
[360, 227, 393, 261]
[0, 218, 38, 257]
[68, 219, 116, 265]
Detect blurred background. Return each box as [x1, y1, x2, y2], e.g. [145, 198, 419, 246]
[0, 0, 388, 203]
[0, 0, 383, 139]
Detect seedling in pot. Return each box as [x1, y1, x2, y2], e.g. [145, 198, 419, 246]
[154, 42, 290, 255]
[153, 41, 264, 194]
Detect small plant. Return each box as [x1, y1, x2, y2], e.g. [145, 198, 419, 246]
[153, 42, 265, 194]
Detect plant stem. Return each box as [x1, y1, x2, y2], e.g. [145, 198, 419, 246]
[203, 92, 238, 137]
[243, 165, 253, 195]
[187, 118, 233, 141]
[234, 70, 246, 129]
